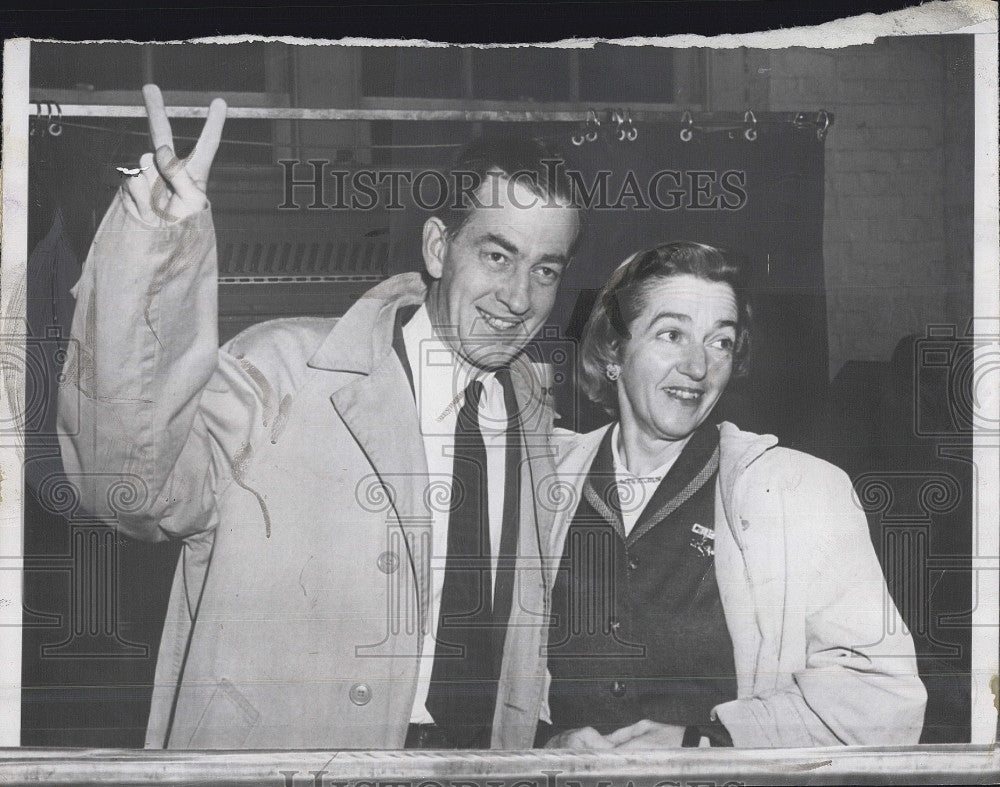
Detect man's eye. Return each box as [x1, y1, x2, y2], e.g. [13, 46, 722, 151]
[534, 265, 562, 282]
[485, 251, 507, 264]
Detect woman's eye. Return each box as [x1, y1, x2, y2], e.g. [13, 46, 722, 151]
[658, 329, 681, 342]
[710, 336, 735, 352]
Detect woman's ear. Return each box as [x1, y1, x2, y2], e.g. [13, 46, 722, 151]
[608, 336, 622, 363]
[422, 217, 448, 280]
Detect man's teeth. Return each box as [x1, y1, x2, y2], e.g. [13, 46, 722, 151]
[481, 312, 520, 331]
[666, 387, 701, 400]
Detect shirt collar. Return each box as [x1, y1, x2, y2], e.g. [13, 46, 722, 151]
[610, 422, 691, 483]
[402, 303, 504, 430]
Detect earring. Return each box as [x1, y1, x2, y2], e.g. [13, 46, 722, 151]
[605, 363, 621, 382]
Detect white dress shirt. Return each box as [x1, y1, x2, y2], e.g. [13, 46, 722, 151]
[402, 304, 509, 724]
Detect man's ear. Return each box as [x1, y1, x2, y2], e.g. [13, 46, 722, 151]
[422, 217, 448, 280]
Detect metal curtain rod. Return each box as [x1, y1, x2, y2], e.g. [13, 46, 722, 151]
[27, 103, 832, 126]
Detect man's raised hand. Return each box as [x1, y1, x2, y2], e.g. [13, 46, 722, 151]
[123, 84, 227, 225]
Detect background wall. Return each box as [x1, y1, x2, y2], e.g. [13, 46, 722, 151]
[706, 38, 976, 743]
[709, 36, 975, 379]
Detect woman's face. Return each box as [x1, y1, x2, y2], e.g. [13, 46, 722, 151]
[616, 274, 738, 442]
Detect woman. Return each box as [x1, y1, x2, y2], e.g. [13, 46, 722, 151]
[541, 242, 926, 749]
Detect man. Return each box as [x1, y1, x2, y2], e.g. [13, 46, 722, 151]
[57, 86, 582, 749]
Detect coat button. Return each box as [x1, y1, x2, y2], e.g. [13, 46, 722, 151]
[627, 557, 639, 570]
[611, 680, 627, 698]
[349, 683, 372, 705]
[377, 551, 399, 574]
[609, 618, 621, 632]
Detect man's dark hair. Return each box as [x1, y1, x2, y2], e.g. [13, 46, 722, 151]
[437, 136, 585, 255]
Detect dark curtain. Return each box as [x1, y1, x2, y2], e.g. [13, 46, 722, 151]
[385, 118, 830, 442]
[550, 122, 829, 440]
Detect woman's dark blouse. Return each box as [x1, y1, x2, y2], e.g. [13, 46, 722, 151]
[546, 422, 737, 744]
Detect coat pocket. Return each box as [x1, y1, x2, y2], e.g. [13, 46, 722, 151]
[187, 678, 261, 748]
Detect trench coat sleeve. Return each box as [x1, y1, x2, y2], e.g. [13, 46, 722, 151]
[57, 189, 268, 542]
[713, 457, 927, 747]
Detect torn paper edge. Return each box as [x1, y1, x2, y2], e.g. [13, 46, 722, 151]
[1, 0, 997, 757]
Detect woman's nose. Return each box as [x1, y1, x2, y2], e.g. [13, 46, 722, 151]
[679, 344, 708, 379]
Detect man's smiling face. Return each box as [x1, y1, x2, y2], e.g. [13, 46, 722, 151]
[422, 173, 580, 369]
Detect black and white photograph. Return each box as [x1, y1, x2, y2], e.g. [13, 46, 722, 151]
[0, 1, 997, 784]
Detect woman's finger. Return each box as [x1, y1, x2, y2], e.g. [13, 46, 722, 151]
[574, 728, 614, 749]
[545, 726, 613, 750]
[614, 735, 653, 750]
[188, 97, 227, 186]
[606, 719, 654, 745]
[614, 722, 686, 750]
[142, 84, 174, 153]
[605, 726, 636, 746]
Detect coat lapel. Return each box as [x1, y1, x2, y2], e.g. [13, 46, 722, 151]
[309, 273, 434, 630]
[509, 361, 559, 557]
[309, 273, 564, 713]
[493, 360, 559, 744]
[329, 360, 432, 630]
[546, 426, 609, 580]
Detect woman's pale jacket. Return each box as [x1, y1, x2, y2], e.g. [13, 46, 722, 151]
[547, 422, 927, 747]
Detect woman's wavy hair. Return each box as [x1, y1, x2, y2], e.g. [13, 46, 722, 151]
[580, 241, 752, 417]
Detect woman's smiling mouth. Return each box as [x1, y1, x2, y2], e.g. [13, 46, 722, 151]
[663, 386, 704, 402]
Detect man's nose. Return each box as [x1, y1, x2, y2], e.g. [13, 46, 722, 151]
[497, 269, 531, 315]
[679, 343, 708, 380]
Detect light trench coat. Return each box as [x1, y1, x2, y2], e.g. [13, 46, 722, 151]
[548, 423, 927, 747]
[57, 192, 556, 749]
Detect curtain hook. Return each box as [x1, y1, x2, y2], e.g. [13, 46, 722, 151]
[816, 110, 831, 141]
[572, 108, 602, 146]
[680, 110, 694, 143]
[611, 108, 626, 142]
[743, 109, 758, 142]
[584, 109, 600, 143]
[31, 102, 43, 136]
[48, 102, 63, 137]
[624, 109, 638, 142]
[39, 101, 54, 137]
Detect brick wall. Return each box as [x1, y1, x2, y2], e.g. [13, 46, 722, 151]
[710, 37, 974, 378]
